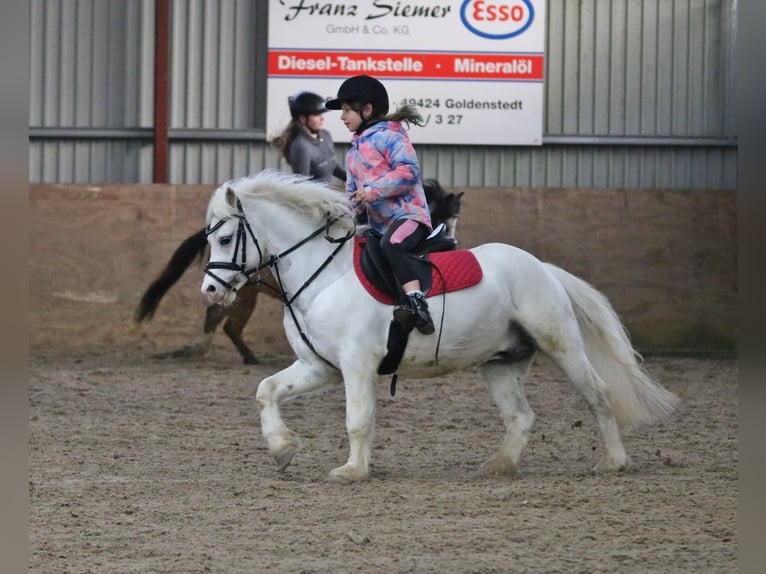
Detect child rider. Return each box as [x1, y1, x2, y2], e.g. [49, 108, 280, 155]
[325, 74, 435, 335]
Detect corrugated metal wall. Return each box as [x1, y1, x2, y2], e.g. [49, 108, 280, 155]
[29, 0, 738, 189]
[29, 0, 156, 182]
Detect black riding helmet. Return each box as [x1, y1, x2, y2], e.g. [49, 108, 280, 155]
[288, 91, 327, 119]
[325, 74, 389, 116]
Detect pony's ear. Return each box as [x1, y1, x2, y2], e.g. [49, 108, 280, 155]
[457, 191, 465, 198]
[225, 187, 237, 207]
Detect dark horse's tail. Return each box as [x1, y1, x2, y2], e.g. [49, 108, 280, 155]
[134, 228, 208, 322]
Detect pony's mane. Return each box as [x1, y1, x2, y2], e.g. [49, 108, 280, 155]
[208, 170, 353, 230]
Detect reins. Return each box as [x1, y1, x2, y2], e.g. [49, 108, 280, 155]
[269, 221, 354, 369]
[204, 198, 354, 370]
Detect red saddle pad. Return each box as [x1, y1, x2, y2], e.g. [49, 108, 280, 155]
[353, 237, 483, 304]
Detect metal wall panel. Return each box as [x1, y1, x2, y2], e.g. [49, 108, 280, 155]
[28, 0, 153, 126]
[415, 143, 737, 189]
[170, 0, 260, 130]
[29, 0, 155, 182]
[545, 0, 735, 137]
[166, 0, 266, 183]
[29, 0, 737, 189]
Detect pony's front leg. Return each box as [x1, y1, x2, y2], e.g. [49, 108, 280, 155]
[256, 360, 339, 471]
[328, 362, 378, 484]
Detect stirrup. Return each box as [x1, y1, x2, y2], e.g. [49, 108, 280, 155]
[414, 314, 435, 335]
[393, 303, 417, 329]
[408, 293, 435, 335]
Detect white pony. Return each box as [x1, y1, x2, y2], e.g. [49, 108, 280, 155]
[200, 170, 679, 484]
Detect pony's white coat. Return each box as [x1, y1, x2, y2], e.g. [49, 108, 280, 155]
[201, 170, 679, 483]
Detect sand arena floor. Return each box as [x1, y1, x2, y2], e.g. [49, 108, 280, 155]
[29, 347, 736, 573]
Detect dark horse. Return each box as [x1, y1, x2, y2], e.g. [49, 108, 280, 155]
[134, 178, 464, 363]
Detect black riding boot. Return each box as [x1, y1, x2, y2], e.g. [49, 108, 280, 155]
[393, 291, 435, 335]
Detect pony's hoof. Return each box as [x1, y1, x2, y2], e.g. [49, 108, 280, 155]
[273, 446, 296, 471]
[242, 354, 260, 365]
[478, 457, 518, 477]
[592, 454, 632, 473]
[327, 464, 368, 484]
[272, 436, 301, 471]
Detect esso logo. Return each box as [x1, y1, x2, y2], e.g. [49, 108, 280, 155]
[460, 0, 535, 40]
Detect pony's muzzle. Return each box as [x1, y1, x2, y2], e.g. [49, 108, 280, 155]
[201, 271, 247, 305]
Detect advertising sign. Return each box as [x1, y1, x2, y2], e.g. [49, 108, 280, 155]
[267, 1, 546, 145]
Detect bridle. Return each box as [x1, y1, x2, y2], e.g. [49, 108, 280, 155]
[204, 198, 264, 293]
[204, 195, 355, 368]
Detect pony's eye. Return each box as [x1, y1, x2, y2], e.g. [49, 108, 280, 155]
[220, 235, 233, 246]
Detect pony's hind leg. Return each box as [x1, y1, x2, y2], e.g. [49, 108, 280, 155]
[559, 352, 630, 472]
[515, 276, 630, 473]
[478, 354, 536, 477]
[537, 333, 630, 472]
[256, 360, 341, 471]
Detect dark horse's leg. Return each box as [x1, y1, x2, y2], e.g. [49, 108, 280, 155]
[137, 226, 263, 363]
[218, 283, 260, 364]
[159, 282, 259, 363]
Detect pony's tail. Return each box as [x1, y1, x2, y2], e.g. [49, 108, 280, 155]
[543, 263, 680, 431]
[134, 228, 208, 323]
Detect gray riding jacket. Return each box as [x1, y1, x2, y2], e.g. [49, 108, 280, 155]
[288, 128, 346, 184]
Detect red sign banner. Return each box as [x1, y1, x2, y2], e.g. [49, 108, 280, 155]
[268, 50, 544, 81]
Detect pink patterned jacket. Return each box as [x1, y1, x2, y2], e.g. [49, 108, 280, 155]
[345, 120, 432, 235]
